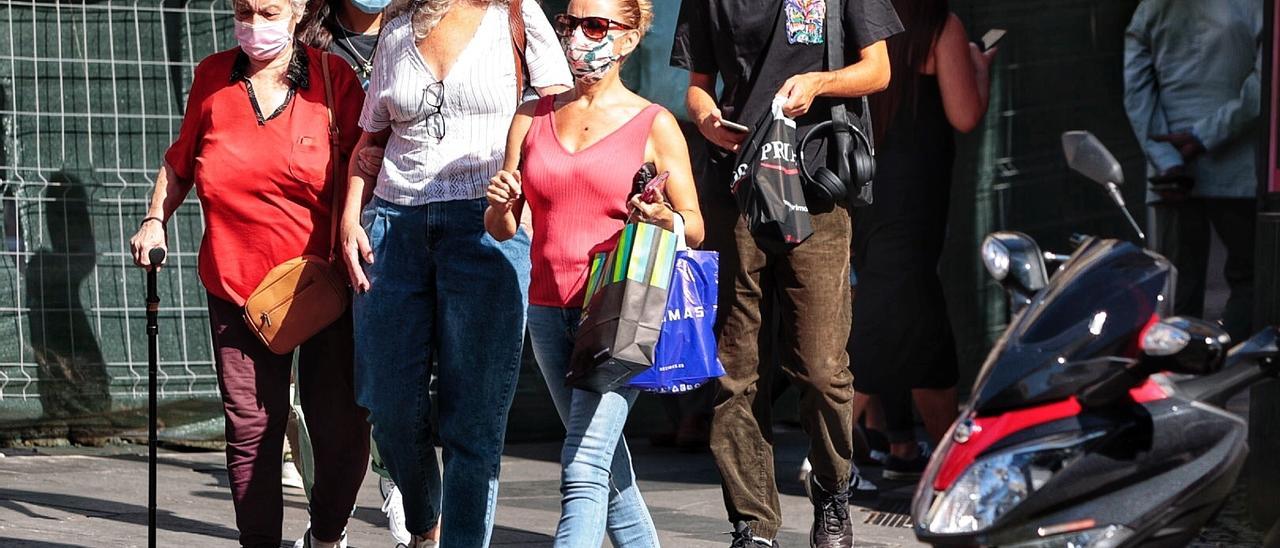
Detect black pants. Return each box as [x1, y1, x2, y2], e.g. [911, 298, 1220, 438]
[1153, 198, 1256, 341]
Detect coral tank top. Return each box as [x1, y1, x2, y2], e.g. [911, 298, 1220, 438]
[521, 95, 664, 307]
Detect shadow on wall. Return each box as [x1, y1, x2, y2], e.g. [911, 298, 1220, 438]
[24, 172, 112, 445]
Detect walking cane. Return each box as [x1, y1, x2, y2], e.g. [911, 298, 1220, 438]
[146, 247, 165, 548]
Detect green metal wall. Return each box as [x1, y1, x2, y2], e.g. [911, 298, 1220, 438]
[945, 0, 1147, 389]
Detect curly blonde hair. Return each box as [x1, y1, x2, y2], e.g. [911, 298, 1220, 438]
[386, 0, 512, 41]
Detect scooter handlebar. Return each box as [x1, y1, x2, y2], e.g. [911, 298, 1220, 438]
[1178, 326, 1280, 407]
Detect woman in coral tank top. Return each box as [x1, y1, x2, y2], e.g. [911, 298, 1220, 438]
[484, 0, 703, 543]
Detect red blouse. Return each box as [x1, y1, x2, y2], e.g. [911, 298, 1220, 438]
[165, 46, 363, 305]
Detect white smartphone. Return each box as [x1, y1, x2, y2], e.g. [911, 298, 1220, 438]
[720, 119, 750, 133]
[981, 29, 1007, 51]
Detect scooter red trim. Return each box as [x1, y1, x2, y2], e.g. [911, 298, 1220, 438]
[932, 379, 1168, 492]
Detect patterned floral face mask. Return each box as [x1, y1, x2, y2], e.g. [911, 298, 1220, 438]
[562, 28, 620, 84]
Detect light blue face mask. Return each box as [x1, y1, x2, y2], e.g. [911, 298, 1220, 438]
[350, 0, 392, 15]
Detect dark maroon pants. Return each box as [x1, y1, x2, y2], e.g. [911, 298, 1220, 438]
[207, 294, 370, 547]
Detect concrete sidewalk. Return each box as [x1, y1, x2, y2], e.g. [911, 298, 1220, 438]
[0, 430, 925, 547]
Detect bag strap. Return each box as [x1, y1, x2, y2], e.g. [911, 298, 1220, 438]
[672, 210, 687, 251]
[509, 0, 529, 104]
[320, 51, 343, 264]
[825, 0, 855, 184]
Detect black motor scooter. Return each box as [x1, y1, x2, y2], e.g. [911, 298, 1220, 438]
[911, 131, 1280, 547]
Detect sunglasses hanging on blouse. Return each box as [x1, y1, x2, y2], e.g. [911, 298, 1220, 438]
[418, 80, 445, 140]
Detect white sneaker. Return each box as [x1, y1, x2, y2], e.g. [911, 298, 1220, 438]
[292, 528, 347, 548]
[797, 457, 813, 484]
[381, 477, 412, 545]
[282, 461, 305, 490]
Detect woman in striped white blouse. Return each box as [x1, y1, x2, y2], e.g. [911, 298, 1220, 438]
[337, 1, 571, 547]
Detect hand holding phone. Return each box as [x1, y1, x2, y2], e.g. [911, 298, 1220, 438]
[639, 171, 671, 204]
[720, 119, 750, 133]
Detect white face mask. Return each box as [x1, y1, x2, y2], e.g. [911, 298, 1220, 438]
[561, 28, 621, 84]
[235, 18, 293, 61]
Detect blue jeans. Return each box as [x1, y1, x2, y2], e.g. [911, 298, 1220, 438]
[354, 197, 529, 547]
[526, 305, 660, 548]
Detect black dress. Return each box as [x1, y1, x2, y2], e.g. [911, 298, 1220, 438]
[850, 75, 959, 396]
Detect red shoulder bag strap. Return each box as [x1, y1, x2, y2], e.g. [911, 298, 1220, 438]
[319, 51, 343, 264]
[510, 0, 528, 103]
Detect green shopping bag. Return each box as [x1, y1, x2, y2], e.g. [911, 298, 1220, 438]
[567, 221, 679, 393]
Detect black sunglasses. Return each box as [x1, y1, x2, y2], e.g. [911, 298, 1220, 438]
[552, 13, 634, 41]
[418, 81, 445, 140]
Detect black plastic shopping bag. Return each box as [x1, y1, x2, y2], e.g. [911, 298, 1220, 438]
[568, 221, 679, 393]
[731, 97, 814, 251]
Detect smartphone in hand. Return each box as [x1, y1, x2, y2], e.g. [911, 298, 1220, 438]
[720, 119, 750, 133]
[981, 29, 1006, 51]
[639, 171, 671, 204]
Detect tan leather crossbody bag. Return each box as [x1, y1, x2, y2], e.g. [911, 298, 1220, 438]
[243, 52, 350, 355]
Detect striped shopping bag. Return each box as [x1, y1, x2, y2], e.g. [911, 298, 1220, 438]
[567, 221, 679, 393]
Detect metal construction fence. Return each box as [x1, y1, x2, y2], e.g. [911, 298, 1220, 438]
[0, 1, 233, 443]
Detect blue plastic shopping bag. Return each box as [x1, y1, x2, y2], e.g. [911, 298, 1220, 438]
[627, 248, 725, 393]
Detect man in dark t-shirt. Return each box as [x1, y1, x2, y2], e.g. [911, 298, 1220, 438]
[671, 1, 901, 546]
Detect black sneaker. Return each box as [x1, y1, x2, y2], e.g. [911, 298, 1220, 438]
[807, 475, 853, 548]
[803, 466, 879, 504]
[883, 452, 929, 481]
[728, 521, 778, 548]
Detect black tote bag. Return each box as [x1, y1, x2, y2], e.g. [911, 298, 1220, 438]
[731, 97, 815, 252]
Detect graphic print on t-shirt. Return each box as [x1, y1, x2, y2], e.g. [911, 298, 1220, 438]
[785, 0, 825, 45]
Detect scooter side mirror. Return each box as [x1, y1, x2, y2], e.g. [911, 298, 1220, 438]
[1062, 131, 1124, 187]
[1140, 316, 1231, 375]
[1061, 131, 1146, 242]
[981, 232, 1048, 311]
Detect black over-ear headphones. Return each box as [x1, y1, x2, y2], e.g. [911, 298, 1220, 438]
[798, 121, 875, 208]
[797, 96, 876, 209]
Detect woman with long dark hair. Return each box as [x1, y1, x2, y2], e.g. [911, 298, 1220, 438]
[850, 0, 996, 480]
[295, 2, 411, 545]
[297, 0, 385, 87]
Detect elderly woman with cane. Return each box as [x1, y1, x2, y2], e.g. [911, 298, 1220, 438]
[128, 0, 370, 546]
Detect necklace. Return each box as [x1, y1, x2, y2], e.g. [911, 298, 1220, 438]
[343, 33, 376, 79]
[337, 17, 379, 81]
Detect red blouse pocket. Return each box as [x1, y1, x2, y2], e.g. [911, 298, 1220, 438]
[288, 134, 329, 187]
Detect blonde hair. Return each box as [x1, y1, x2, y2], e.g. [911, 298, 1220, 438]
[617, 0, 653, 36]
[388, 0, 511, 41]
[409, 0, 452, 40]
